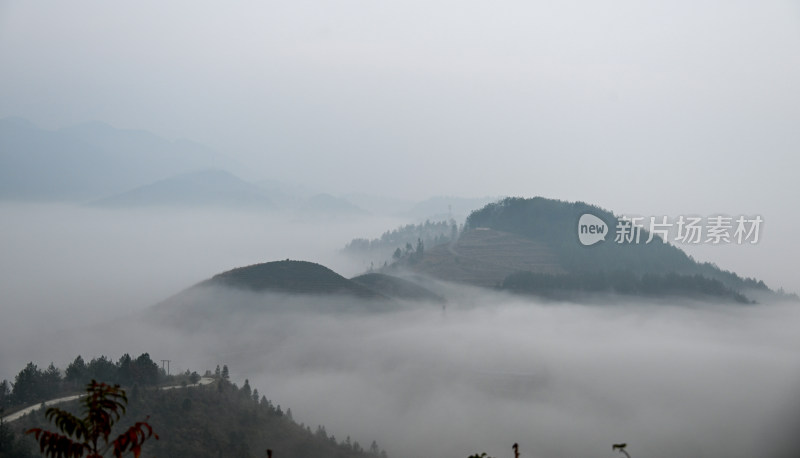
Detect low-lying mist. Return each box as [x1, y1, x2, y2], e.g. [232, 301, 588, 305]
[0, 202, 404, 377]
[2, 203, 799, 458]
[15, 288, 800, 458]
[202, 294, 800, 458]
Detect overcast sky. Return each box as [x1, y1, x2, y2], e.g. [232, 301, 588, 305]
[2, 5, 800, 454]
[1, 1, 798, 202]
[2, 1, 800, 286]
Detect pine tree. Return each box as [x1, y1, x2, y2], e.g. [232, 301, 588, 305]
[65, 355, 88, 386]
[12, 362, 43, 405]
[0, 379, 11, 409]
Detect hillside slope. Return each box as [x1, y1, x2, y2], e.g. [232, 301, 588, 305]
[389, 197, 783, 302]
[201, 260, 383, 298]
[9, 377, 388, 458]
[351, 273, 444, 302]
[406, 228, 565, 287]
[463, 197, 769, 293]
[150, 260, 403, 327]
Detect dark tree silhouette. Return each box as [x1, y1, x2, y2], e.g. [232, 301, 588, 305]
[613, 443, 631, 458]
[65, 356, 89, 386]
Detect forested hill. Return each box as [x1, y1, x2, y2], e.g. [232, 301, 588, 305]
[149, 260, 449, 327]
[0, 357, 388, 458]
[200, 260, 385, 298]
[464, 197, 772, 296]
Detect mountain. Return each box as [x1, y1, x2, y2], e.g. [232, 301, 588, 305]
[0, 118, 239, 201]
[255, 178, 320, 209]
[92, 169, 273, 208]
[351, 273, 444, 302]
[298, 194, 369, 217]
[401, 227, 565, 288]
[464, 197, 768, 288]
[251, 181, 370, 217]
[392, 196, 782, 302]
[0, 117, 117, 200]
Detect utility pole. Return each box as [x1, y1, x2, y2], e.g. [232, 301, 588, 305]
[160, 360, 171, 375]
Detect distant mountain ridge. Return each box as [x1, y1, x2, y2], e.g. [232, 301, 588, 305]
[92, 169, 273, 208]
[0, 117, 241, 201]
[299, 193, 369, 217]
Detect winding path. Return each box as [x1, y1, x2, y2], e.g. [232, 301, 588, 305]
[1, 377, 215, 424]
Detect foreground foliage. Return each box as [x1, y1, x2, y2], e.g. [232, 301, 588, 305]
[26, 380, 157, 458]
[5, 356, 387, 458]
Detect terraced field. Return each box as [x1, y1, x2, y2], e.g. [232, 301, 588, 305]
[410, 228, 565, 287]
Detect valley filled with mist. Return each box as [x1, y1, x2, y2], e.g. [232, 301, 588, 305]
[1, 201, 799, 458]
[2, 2, 800, 457]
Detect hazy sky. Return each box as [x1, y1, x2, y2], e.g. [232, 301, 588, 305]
[2, 5, 800, 453]
[1, 1, 799, 208]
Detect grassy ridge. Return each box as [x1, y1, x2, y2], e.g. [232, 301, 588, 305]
[202, 260, 385, 299]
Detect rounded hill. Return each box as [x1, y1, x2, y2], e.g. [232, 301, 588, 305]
[201, 260, 384, 298]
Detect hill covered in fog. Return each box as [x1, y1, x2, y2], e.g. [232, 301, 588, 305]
[406, 227, 565, 288]
[379, 196, 786, 303]
[143, 197, 788, 319]
[351, 273, 444, 302]
[200, 260, 384, 298]
[151, 260, 443, 326]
